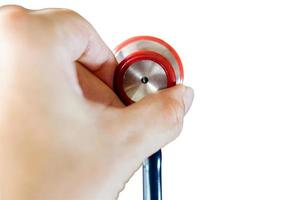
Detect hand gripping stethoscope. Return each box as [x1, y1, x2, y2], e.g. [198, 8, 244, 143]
[113, 36, 184, 200]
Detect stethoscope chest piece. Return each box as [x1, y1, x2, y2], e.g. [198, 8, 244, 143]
[113, 36, 184, 200]
[114, 36, 184, 105]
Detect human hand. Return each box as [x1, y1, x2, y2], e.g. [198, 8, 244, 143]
[0, 5, 194, 200]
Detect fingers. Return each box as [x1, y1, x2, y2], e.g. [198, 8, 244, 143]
[32, 8, 117, 88]
[76, 62, 124, 108]
[120, 85, 194, 157]
[0, 6, 117, 88]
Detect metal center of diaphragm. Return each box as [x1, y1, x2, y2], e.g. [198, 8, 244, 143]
[123, 60, 168, 102]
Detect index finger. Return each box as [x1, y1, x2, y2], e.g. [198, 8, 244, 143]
[33, 8, 117, 88]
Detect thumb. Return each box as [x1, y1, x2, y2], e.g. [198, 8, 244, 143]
[121, 85, 194, 157]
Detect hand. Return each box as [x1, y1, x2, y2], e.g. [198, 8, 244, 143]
[0, 5, 194, 200]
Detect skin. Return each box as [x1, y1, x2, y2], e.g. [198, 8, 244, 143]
[0, 5, 194, 200]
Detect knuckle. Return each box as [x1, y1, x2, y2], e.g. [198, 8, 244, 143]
[0, 5, 31, 37]
[0, 5, 27, 13]
[0, 7, 57, 51]
[0, 5, 28, 23]
[54, 8, 81, 18]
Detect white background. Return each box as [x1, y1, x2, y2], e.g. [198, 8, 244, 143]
[1, 0, 300, 199]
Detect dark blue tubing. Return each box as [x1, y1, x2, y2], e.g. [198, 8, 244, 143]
[143, 150, 162, 200]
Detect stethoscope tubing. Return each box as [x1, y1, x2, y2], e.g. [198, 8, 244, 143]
[143, 150, 162, 200]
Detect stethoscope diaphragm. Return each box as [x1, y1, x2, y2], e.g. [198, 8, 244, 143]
[114, 36, 184, 105]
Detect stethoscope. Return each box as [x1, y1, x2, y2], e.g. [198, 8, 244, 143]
[113, 36, 184, 200]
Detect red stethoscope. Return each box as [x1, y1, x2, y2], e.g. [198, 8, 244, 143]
[113, 36, 184, 200]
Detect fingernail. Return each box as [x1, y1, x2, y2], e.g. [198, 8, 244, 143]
[183, 86, 194, 114]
